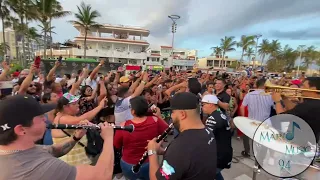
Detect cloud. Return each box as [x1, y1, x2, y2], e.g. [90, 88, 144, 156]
[270, 28, 320, 40]
[47, 0, 320, 50]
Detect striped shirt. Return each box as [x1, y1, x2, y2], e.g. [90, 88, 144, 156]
[242, 89, 274, 121]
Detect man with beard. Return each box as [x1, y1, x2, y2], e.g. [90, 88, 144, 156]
[16, 65, 40, 101]
[148, 92, 217, 180]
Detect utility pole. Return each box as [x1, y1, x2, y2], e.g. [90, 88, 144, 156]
[253, 34, 262, 72]
[168, 15, 180, 68]
[296, 45, 306, 78]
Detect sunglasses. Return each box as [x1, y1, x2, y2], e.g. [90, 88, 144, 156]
[29, 84, 36, 87]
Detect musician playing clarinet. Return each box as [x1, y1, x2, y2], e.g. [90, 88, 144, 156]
[148, 92, 217, 180]
[201, 94, 233, 180]
[0, 95, 115, 180]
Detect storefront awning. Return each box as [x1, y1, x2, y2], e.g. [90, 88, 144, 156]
[126, 65, 141, 71]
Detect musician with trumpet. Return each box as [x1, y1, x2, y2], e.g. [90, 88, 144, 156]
[0, 95, 116, 180]
[272, 77, 320, 141]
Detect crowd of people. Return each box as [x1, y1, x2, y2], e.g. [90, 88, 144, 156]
[0, 59, 319, 180]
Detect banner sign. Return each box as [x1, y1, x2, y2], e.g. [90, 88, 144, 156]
[41, 60, 123, 75]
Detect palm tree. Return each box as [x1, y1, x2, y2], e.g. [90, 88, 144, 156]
[0, 0, 10, 56]
[244, 47, 255, 65]
[70, 2, 101, 59]
[34, 0, 71, 58]
[38, 21, 55, 58]
[25, 27, 40, 61]
[258, 39, 270, 66]
[237, 35, 255, 69]
[279, 45, 298, 72]
[0, 42, 9, 57]
[269, 40, 282, 65]
[160, 58, 168, 66]
[302, 46, 318, 68]
[220, 36, 237, 68]
[210, 46, 222, 57]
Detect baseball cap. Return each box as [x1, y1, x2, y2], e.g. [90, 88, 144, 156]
[120, 76, 130, 83]
[0, 95, 56, 134]
[169, 92, 199, 110]
[202, 94, 219, 104]
[62, 93, 80, 103]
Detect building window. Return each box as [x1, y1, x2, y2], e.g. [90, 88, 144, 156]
[214, 60, 219, 67]
[207, 60, 213, 67]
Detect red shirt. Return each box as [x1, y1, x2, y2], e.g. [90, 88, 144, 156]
[114, 116, 168, 164]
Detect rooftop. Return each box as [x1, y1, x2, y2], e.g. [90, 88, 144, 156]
[73, 23, 150, 36]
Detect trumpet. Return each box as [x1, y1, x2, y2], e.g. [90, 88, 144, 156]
[250, 80, 320, 100]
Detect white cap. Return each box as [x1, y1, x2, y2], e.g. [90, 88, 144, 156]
[202, 94, 219, 104]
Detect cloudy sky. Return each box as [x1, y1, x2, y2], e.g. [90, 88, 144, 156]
[46, 0, 320, 59]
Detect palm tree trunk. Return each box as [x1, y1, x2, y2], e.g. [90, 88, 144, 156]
[49, 19, 53, 58]
[238, 50, 244, 70]
[221, 52, 225, 68]
[19, 17, 26, 67]
[84, 30, 87, 59]
[43, 31, 47, 59]
[1, 17, 6, 60]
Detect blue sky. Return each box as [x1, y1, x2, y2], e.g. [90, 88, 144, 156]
[34, 0, 320, 62]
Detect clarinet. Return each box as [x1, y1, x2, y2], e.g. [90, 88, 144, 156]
[46, 123, 135, 133]
[131, 123, 174, 174]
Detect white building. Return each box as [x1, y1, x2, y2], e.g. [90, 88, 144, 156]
[74, 24, 150, 64]
[35, 23, 197, 70]
[146, 45, 197, 70]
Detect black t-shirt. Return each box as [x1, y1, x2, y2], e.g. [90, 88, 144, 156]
[156, 128, 217, 180]
[206, 109, 233, 169]
[216, 90, 231, 114]
[283, 99, 320, 141]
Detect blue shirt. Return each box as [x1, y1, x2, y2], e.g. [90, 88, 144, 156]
[43, 114, 53, 145]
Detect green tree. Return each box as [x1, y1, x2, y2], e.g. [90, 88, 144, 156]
[302, 46, 318, 68]
[220, 36, 237, 68]
[0, 42, 9, 57]
[0, 0, 10, 56]
[244, 47, 255, 66]
[34, 0, 70, 58]
[258, 39, 270, 66]
[38, 21, 55, 58]
[237, 35, 255, 69]
[7, 0, 35, 66]
[70, 1, 101, 59]
[210, 46, 222, 57]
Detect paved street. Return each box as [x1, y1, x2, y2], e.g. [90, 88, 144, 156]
[113, 134, 281, 180]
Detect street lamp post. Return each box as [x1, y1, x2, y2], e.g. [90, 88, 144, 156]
[296, 45, 306, 78]
[253, 34, 262, 72]
[168, 15, 180, 68]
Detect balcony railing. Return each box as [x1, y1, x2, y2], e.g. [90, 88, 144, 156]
[77, 35, 147, 42]
[72, 48, 147, 59]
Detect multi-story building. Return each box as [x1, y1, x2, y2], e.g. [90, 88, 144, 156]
[36, 24, 151, 64]
[146, 46, 197, 70]
[35, 23, 197, 70]
[0, 28, 42, 61]
[0, 28, 17, 60]
[197, 56, 237, 70]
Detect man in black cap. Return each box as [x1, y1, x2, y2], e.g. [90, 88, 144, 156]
[0, 95, 115, 180]
[147, 92, 217, 180]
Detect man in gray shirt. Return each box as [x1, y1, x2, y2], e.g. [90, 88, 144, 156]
[0, 95, 115, 180]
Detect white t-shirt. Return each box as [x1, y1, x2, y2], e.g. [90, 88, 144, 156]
[114, 96, 133, 125]
[85, 77, 97, 89]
